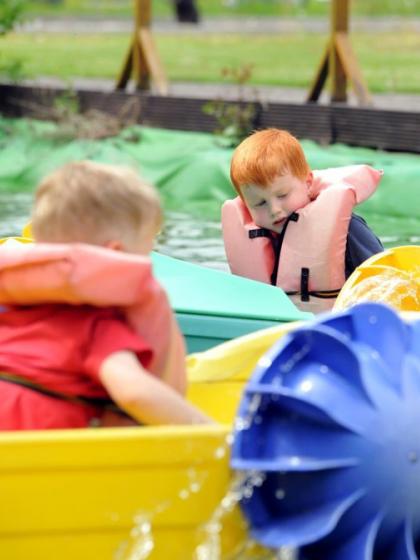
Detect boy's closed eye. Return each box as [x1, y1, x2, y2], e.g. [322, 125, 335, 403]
[254, 200, 266, 208]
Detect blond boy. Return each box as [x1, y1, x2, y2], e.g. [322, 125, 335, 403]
[0, 161, 212, 429]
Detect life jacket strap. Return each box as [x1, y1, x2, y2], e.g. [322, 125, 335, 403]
[248, 229, 272, 239]
[270, 212, 300, 286]
[286, 288, 341, 299]
[301, 268, 310, 302]
[0, 371, 127, 416]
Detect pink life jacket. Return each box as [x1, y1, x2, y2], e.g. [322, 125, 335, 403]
[222, 165, 383, 313]
[0, 242, 186, 391]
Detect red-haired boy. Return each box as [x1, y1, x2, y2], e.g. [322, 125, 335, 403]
[222, 128, 383, 313]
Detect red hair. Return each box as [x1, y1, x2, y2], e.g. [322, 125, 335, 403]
[230, 128, 310, 196]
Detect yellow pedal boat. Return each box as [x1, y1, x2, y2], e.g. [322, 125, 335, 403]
[335, 245, 420, 312]
[0, 322, 299, 560]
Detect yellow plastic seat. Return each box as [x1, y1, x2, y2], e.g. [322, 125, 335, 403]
[0, 236, 33, 245]
[335, 246, 420, 312]
[22, 221, 33, 239]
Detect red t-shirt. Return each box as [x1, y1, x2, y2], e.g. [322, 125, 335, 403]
[0, 304, 152, 431]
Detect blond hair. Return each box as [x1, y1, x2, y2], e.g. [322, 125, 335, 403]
[32, 161, 162, 247]
[230, 128, 310, 196]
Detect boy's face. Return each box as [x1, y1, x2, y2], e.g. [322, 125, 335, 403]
[241, 172, 313, 234]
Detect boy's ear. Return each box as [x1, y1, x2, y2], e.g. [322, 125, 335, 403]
[306, 171, 314, 196]
[105, 239, 123, 251]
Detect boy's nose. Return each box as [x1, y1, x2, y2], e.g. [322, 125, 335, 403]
[269, 199, 282, 216]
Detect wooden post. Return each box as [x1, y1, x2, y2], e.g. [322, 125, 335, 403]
[116, 0, 169, 95]
[307, 0, 371, 105]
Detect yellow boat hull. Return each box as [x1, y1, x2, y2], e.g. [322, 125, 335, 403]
[0, 322, 299, 560]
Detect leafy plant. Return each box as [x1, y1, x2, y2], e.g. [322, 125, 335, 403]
[0, 0, 26, 83]
[202, 64, 262, 147]
[0, 0, 25, 36]
[53, 86, 80, 118]
[18, 86, 143, 142]
[0, 58, 25, 83]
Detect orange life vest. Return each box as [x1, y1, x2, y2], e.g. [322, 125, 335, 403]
[0, 241, 186, 391]
[222, 165, 383, 313]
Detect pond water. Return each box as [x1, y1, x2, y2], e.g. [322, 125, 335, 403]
[0, 192, 230, 271]
[1, 190, 420, 275]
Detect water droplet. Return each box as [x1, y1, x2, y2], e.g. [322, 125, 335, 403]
[300, 380, 313, 392]
[225, 433, 234, 446]
[259, 356, 272, 368]
[252, 473, 265, 487]
[369, 315, 377, 324]
[140, 522, 151, 534]
[254, 415, 263, 425]
[408, 452, 418, 463]
[234, 417, 250, 432]
[275, 489, 286, 500]
[320, 365, 329, 374]
[215, 446, 226, 459]
[190, 483, 200, 493]
[179, 489, 190, 499]
[131, 527, 140, 538]
[243, 487, 253, 498]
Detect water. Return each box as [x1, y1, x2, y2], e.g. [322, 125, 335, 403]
[1, 191, 419, 275]
[0, 192, 230, 271]
[156, 210, 229, 273]
[0, 192, 34, 241]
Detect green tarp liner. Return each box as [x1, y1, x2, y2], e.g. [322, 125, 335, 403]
[1, 116, 420, 246]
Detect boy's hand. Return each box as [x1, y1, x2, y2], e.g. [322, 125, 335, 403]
[99, 351, 215, 426]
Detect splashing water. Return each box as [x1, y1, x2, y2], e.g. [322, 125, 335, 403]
[196, 432, 298, 560]
[115, 466, 209, 560]
[194, 471, 261, 560]
[336, 269, 420, 311]
[116, 513, 154, 560]
[195, 470, 297, 560]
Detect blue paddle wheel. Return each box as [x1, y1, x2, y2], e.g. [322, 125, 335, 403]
[231, 303, 420, 559]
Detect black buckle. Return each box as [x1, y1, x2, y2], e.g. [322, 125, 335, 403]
[249, 229, 272, 239]
[301, 267, 310, 302]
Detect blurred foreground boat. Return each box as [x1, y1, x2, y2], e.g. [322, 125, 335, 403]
[0, 317, 298, 559]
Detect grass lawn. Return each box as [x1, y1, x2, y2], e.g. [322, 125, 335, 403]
[26, 0, 420, 18]
[1, 31, 420, 94]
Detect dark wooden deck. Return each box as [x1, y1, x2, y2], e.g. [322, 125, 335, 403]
[0, 83, 419, 154]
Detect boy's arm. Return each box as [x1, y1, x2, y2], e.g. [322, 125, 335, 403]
[99, 350, 214, 426]
[159, 316, 187, 396]
[345, 213, 384, 279]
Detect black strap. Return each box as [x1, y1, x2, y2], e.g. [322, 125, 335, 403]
[0, 371, 127, 416]
[300, 268, 310, 302]
[248, 228, 278, 278]
[270, 212, 299, 286]
[248, 229, 272, 239]
[248, 214, 340, 300]
[286, 289, 341, 299]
